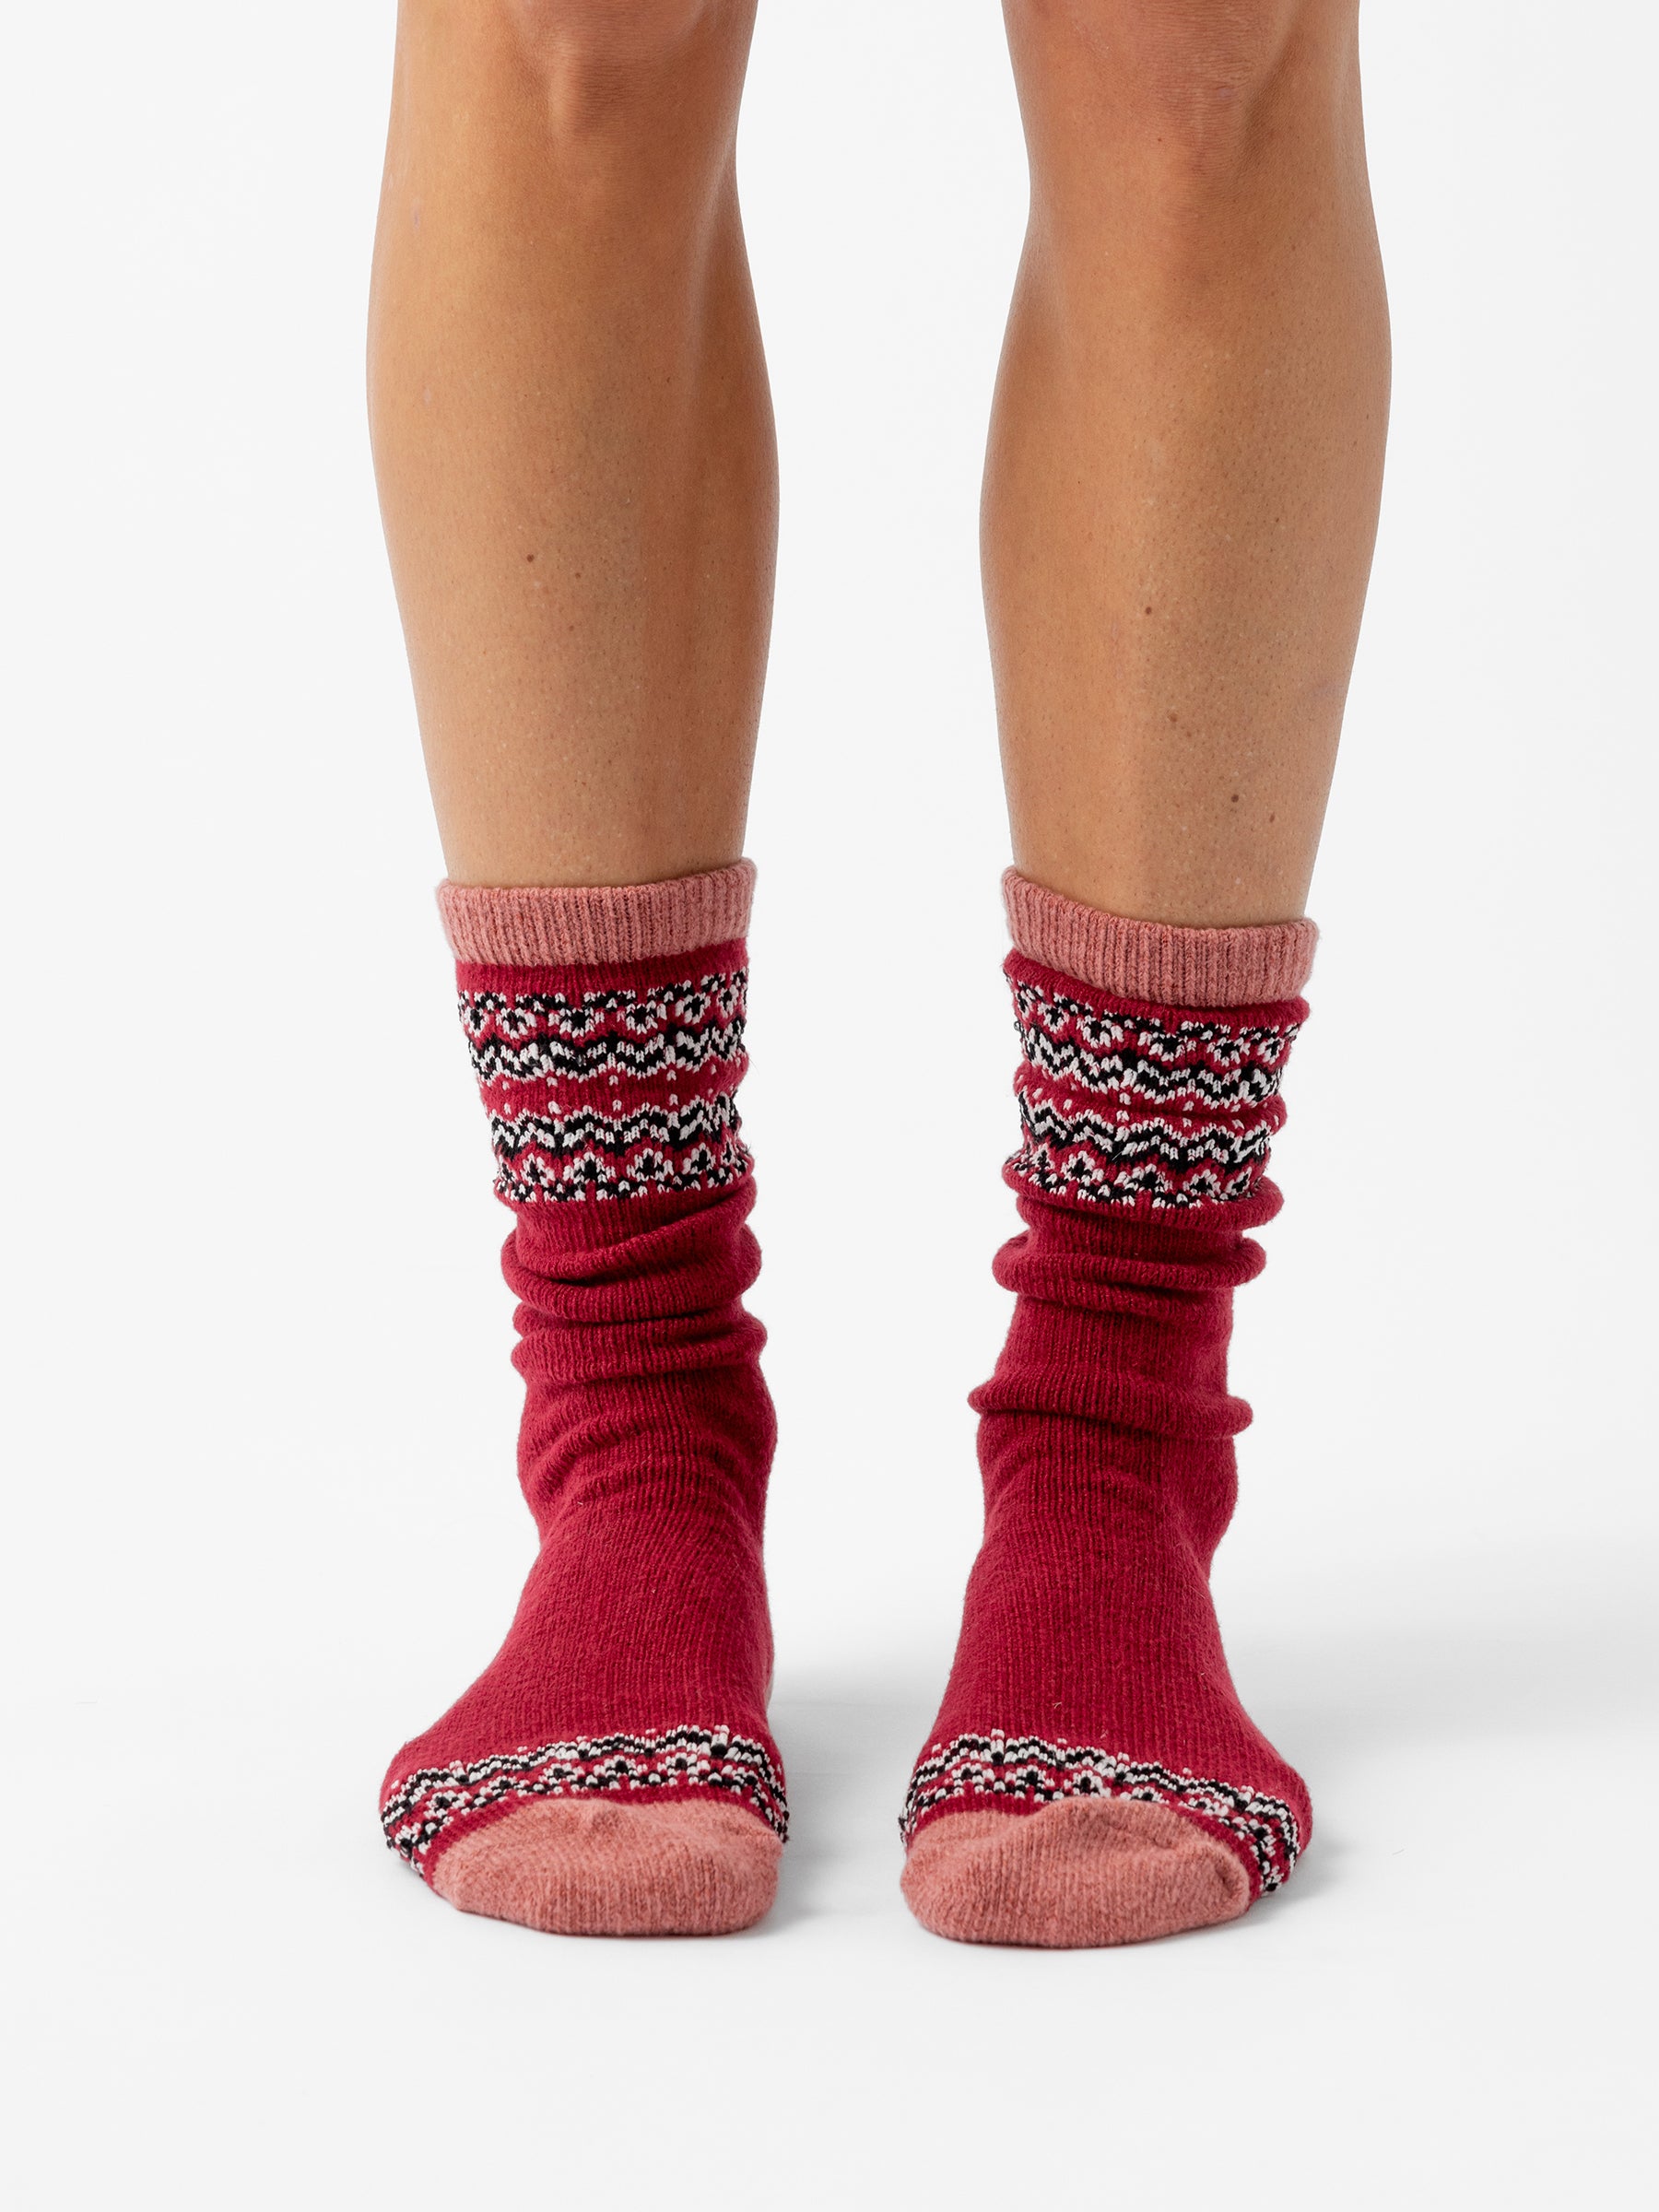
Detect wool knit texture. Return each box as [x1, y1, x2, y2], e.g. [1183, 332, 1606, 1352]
[902, 877, 1313, 1934]
[380, 868, 784, 1907]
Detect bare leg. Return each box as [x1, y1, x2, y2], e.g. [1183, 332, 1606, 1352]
[369, 0, 772, 888]
[987, 0, 1389, 924]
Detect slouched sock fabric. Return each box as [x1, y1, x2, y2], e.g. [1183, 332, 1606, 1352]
[900, 871, 1317, 1947]
[380, 863, 784, 1936]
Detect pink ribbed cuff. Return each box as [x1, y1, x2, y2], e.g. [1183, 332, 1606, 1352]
[1003, 869, 1316, 1008]
[438, 861, 755, 967]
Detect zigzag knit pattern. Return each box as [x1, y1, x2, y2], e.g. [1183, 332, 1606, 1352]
[459, 958, 751, 1204]
[1007, 956, 1300, 1208]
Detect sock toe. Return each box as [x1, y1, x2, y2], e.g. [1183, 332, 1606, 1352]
[430, 1798, 781, 1937]
[900, 1797, 1251, 1947]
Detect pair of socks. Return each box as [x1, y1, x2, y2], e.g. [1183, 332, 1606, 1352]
[381, 862, 1315, 1944]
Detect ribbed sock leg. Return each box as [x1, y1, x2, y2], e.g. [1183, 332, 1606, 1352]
[900, 872, 1317, 1947]
[381, 864, 785, 1936]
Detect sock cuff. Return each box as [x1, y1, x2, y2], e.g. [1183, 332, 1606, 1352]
[1003, 869, 1317, 1009]
[437, 862, 756, 968]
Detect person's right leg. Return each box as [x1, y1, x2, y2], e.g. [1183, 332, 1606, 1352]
[370, 2, 783, 1936]
[370, 0, 773, 889]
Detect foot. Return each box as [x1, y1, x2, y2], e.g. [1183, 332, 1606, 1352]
[432, 1798, 781, 1938]
[901, 1797, 1248, 1947]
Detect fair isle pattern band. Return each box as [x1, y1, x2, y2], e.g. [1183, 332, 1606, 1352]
[1008, 959, 1301, 1208]
[382, 1724, 789, 1877]
[460, 964, 750, 1203]
[900, 1733, 1300, 1893]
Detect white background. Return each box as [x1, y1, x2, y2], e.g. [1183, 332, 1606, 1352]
[3, 4, 1655, 2204]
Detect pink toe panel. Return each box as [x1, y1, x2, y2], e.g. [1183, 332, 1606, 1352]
[901, 1797, 1251, 1948]
[431, 1797, 781, 1938]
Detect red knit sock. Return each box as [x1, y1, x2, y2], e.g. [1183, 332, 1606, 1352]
[900, 871, 1319, 1947]
[380, 864, 785, 1936]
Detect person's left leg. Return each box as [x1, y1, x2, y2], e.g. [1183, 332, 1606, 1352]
[901, 0, 1387, 1945]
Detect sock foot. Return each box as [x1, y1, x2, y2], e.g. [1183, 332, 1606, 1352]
[431, 1798, 781, 1938]
[900, 1799, 1249, 1948]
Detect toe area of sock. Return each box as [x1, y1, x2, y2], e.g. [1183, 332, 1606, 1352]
[430, 1797, 781, 1937]
[901, 1796, 1251, 1947]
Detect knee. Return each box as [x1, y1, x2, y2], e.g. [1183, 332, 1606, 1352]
[501, 0, 747, 131]
[506, 0, 730, 77]
[1010, 0, 1347, 187]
